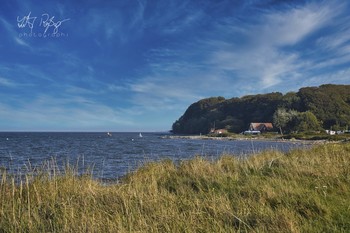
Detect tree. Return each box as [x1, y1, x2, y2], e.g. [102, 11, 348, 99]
[294, 111, 321, 132]
[273, 108, 298, 135]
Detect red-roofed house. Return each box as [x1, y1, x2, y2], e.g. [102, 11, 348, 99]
[249, 123, 273, 133]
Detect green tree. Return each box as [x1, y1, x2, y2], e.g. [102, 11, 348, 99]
[294, 111, 321, 132]
[273, 108, 298, 135]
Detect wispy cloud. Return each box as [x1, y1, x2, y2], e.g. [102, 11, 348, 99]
[129, 0, 350, 109]
[0, 94, 135, 131]
[0, 77, 17, 87]
[76, 1, 147, 45]
[14, 36, 30, 47]
[301, 67, 350, 87]
[0, 16, 14, 33]
[259, 2, 335, 46]
[203, 1, 344, 90]
[0, 16, 32, 48]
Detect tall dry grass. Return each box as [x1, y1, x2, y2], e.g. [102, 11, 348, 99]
[0, 143, 349, 232]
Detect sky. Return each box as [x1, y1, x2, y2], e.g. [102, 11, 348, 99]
[0, 0, 349, 132]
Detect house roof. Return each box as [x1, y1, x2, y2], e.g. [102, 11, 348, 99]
[250, 123, 273, 131]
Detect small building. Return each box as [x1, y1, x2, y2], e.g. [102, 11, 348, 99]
[325, 130, 336, 135]
[249, 123, 273, 133]
[243, 130, 261, 135]
[210, 128, 228, 134]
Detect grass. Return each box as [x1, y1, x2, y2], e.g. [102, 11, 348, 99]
[0, 143, 350, 232]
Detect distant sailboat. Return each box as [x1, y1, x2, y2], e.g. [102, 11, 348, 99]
[139, 133, 143, 138]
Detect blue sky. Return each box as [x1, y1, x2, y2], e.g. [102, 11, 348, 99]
[0, 0, 349, 132]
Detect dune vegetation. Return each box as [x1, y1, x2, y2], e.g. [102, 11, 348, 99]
[0, 142, 349, 232]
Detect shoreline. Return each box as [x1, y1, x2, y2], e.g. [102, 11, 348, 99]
[161, 134, 328, 144]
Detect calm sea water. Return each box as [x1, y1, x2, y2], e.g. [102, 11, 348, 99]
[0, 132, 308, 181]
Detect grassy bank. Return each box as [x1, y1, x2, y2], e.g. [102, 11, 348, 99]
[1, 143, 350, 232]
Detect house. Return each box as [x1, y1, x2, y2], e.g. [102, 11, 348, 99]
[210, 128, 228, 134]
[248, 123, 273, 133]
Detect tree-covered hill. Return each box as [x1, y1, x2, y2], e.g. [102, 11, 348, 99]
[172, 84, 350, 134]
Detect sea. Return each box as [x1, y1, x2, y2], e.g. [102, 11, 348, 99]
[0, 132, 309, 181]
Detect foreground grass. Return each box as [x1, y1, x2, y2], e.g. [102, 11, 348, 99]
[1, 143, 350, 232]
